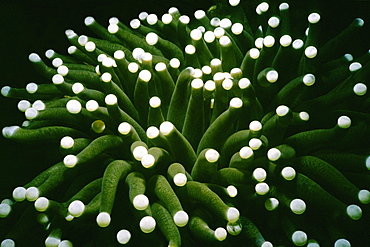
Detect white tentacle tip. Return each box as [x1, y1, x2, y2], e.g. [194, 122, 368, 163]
[133, 194, 149, 210]
[174, 210, 189, 227]
[1, 239, 15, 247]
[68, 200, 85, 217]
[117, 229, 131, 244]
[346, 204, 362, 220]
[226, 207, 240, 223]
[96, 212, 111, 227]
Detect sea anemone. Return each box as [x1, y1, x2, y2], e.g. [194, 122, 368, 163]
[1, 0, 370, 246]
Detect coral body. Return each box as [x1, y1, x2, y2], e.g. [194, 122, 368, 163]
[1, 0, 370, 246]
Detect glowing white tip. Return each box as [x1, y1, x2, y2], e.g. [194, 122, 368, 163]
[303, 74, 315, 86]
[146, 32, 159, 46]
[0, 203, 11, 218]
[84, 16, 95, 26]
[97, 212, 111, 227]
[35, 197, 50, 212]
[32, 100, 45, 111]
[117, 122, 131, 135]
[219, 36, 231, 47]
[358, 189, 370, 204]
[265, 197, 279, 211]
[292, 231, 307, 246]
[204, 31, 215, 43]
[220, 18, 232, 29]
[204, 149, 219, 163]
[261, 242, 273, 247]
[138, 11, 148, 20]
[132, 146, 148, 161]
[230, 98, 243, 108]
[52, 74, 64, 85]
[13, 187, 27, 202]
[263, 35, 275, 47]
[25, 108, 38, 120]
[52, 58, 63, 67]
[45, 236, 61, 247]
[308, 13, 320, 24]
[185, 44, 196, 55]
[130, 18, 140, 29]
[154, 63, 166, 73]
[1, 239, 15, 247]
[238, 78, 251, 90]
[133, 194, 149, 210]
[276, 105, 289, 116]
[117, 229, 131, 244]
[299, 112, 310, 121]
[141, 154, 155, 168]
[227, 185, 238, 198]
[281, 167, 296, 180]
[149, 96, 161, 108]
[101, 72, 112, 83]
[1, 86, 11, 97]
[173, 173, 187, 187]
[159, 121, 174, 136]
[105, 94, 117, 106]
[60, 136, 74, 149]
[293, 39, 304, 49]
[229, 0, 240, 6]
[249, 138, 262, 151]
[140, 216, 156, 233]
[280, 35, 292, 47]
[2, 126, 20, 138]
[290, 199, 306, 214]
[174, 210, 189, 227]
[337, 116, 351, 129]
[253, 168, 267, 182]
[307, 241, 320, 247]
[169, 58, 181, 69]
[305, 46, 317, 58]
[255, 183, 270, 195]
[162, 13, 172, 24]
[57, 65, 68, 76]
[268, 17, 280, 28]
[25, 82, 38, 94]
[347, 204, 362, 220]
[138, 70, 152, 82]
[58, 240, 73, 247]
[68, 200, 85, 217]
[29, 53, 41, 62]
[66, 100, 82, 114]
[108, 23, 119, 34]
[226, 207, 240, 223]
[267, 148, 281, 161]
[349, 62, 362, 72]
[215, 227, 227, 241]
[334, 239, 351, 247]
[86, 100, 99, 112]
[25, 187, 40, 202]
[353, 83, 367, 96]
[64, 154, 78, 168]
[366, 156, 370, 170]
[146, 13, 158, 25]
[146, 126, 160, 139]
[266, 70, 278, 83]
[17, 100, 31, 112]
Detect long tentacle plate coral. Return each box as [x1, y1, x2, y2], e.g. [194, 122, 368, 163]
[1, 0, 370, 246]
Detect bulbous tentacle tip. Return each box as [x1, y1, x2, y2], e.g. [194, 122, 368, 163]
[96, 212, 111, 227]
[2, 126, 20, 138]
[0, 239, 15, 247]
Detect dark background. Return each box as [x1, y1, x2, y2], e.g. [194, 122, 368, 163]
[0, 0, 369, 221]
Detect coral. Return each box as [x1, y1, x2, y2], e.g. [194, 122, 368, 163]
[1, 0, 370, 246]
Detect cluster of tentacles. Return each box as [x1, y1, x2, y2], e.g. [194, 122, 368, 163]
[1, 0, 370, 246]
